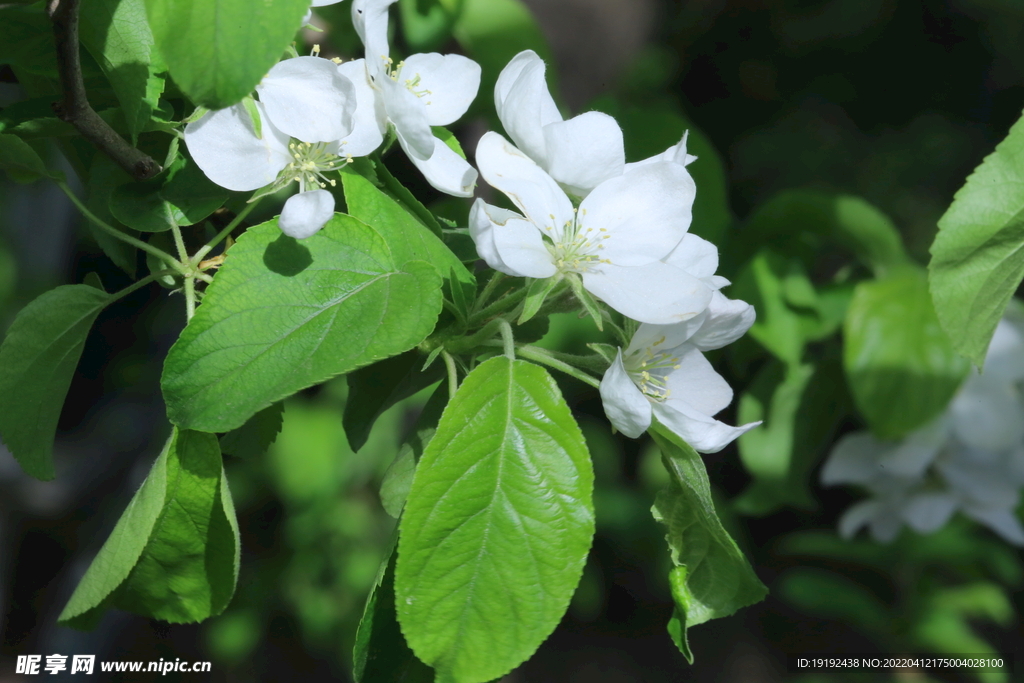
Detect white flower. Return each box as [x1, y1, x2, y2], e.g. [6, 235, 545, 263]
[599, 291, 760, 452]
[822, 314, 1024, 545]
[185, 56, 357, 239]
[342, 0, 481, 196]
[470, 132, 714, 324]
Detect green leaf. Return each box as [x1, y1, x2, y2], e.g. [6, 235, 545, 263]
[399, 0, 458, 53]
[650, 425, 768, 631]
[87, 155, 139, 276]
[354, 535, 435, 683]
[730, 250, 808, 365]
[778, 567, 891, 636]
[161, 215, 443, 433]
[219, 402, 284, 458]
[844, 266, 970, 439]
[741, 190, 907, 275]
[59, 428, 240, 626]
[109, 155, 228, 232]
[929, 111, 1024, 367]
[0, 133, 50, 183]
[396, 357, 595, 683]
[344, 351, 444, 453]
[380, 384, 447, 517]
[665, 566, 694, 664]
[341, 167, 464, 275]
[519, 276, 558, 324]
[431, 126, 466, 160]
[79, 0, 166, 142]
[0, 285, 111, 480]
[143, 0, 309, 109]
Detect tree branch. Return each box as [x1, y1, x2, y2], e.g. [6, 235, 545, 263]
[48, 0, 161, 180]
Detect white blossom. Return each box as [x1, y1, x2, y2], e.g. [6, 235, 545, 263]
[342, 0, 481, 196]
[822, 314, 1024, 545]
[599, 291, 760, 452]
[470, 132, 714, 324]
[185, 56, 357, 239]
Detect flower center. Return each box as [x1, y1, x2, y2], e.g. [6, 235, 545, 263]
[543, 208, 612, 274]
[624, 341, 682, 402]
[284, 141, 351, 192]
[380, 57, 432, 101]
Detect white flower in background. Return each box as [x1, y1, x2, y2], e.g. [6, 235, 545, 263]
[470, 132, 714, 324]
[822, 314, 1024, 545]
[185, 56, 357, 239]
[339, 0, 481, 197]
[599, 292, 760, 452]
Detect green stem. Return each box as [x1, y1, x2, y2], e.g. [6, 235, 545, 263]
[442, 351, 459, 402]
[184, 276, 196, 321]
[499, 319, 515, 360]
[473, 271, 506, 313]
[58, 181, 187, 275]
[193, 197, 263, 263]
[507, 344, 601, 389]
[443, 318, 504, 355]
[108, 269, 172, 303]
[468, 287, 528, 326]
[170, 224, 188, 262]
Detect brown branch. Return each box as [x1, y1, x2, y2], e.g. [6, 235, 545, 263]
[48, 0, 161, 180]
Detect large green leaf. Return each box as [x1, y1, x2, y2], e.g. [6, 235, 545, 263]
[396, 357, 594, 683]
[0, 285, 111, 480]
[844, 266, 970, 439]
[59, 428, 240, 626]
[929, 112, 1024, 367]
[161, 215, 443, 433]
[353, 535, 434, 683]
[80, 0, 165, 142]
[219, 402, 284, 458]
[109, 155, 228, 232]
[143, 0, 308, 109]
[650, 426, 767, 640]
[0, 133, 51, 183]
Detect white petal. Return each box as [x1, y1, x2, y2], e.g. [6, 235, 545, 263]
[706, 275, 731, 290]
[652, 399, 758, 453]
[489, 211, 556, 278]
[279, 189, 335, 239]
[579, 161, 695, 266]
[664, 233, 718, 279]
[257, 56, 356, 143]
[901, 492, 958, 532]
[336, 59, 386, 156]
[689, 291, 756, 351]
[541, 111, 624, 197]
[878, 417, 947, 478]
[400, 53, 481, 126]
[625, 316, 707, 358]
[494, 50, 560, 165]
[624, 130, 697, 173]
[475, 132, 575, 233]
[663, 346, 733, 417]
[838, 500, 883, 539]
[949, 379, 1024, 452]
[404, 136, 479, 198]
[599, 350, 652, 438]
[981, 317, 1024, 381]
[821, 433, 888, 485]
[469, 199, 520, 276]
[353, 0, 395, 70]
[582, 261, 712, 325]
[184, 102, 291, 191]
[381, 75, 435, 160]
[961, 505, 1024, 545]
[868, 503, 904, 543]
[937, 456, 1020, 508]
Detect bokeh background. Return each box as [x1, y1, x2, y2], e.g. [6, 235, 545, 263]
[2, 0, 1023, 680]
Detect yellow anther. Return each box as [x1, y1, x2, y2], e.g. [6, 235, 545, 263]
[311, 44, 321, 56]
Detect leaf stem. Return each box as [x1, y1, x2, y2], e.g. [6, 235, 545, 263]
[473, 271, 506, 313]
[184, 276, 196, 321]
[496, 343, 601, 389]
[499, 319, 515, 360]
[468, 287, 528, 326]
[56, 181, 187, 275]
[442, 351, 459, 402]
[193, 198, 263, 263]
[170, 224, 188, 263]
[47, 0, 160, 180]
[107, 268, 173, 303]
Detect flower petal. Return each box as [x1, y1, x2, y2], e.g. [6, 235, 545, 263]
[689, 291, 756, 351]
[961, 504, 1024, 545]
[652, 399, 758, 453]
[599, 350, 652, 438]
[494, 50, 560, 165]
[867, 502, 904, 543]
[336, 59, 386, 156]
[184, 102, 291, 191]
[400, 53, 481, 127]
[489, 213, 556, 279]
[663, 346, 733, 417]
[353, 0, 395, 71]
[582, 261, 712, 324]
[381, 74, 435, 160]
[901, 492, 958, 532]
[664, 233, 718, 279]
[475, 131, 575, 233]
[624, 316, 707, 358]
[579, 161, 695, 266]
[257, 56, 356, 142]
[949, 378, 1024, 452]
[279, 189, 335, 239]
[838, 499, 882, 539]
[624, 130, 697, 174]
[541, 111, 624, 197]
[878, 417, 947, 478]
[404, 134, 479, 197]
[469, 199, 520, 276]
[821, 432, 888, 485]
